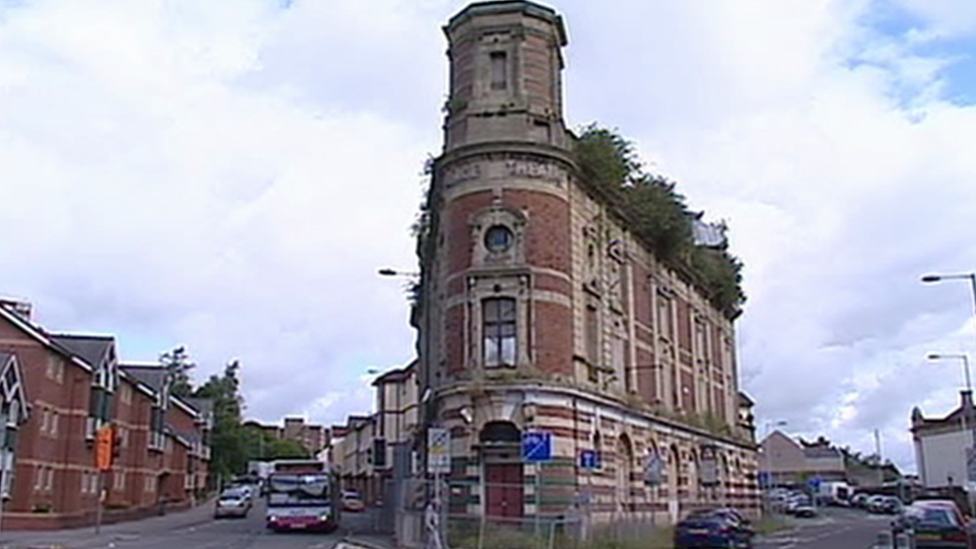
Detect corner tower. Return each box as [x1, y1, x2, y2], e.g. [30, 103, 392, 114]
[428, 0, 576, 388]
[442, 0, 570, 152]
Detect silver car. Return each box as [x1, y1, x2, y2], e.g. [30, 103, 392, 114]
[214, 489, 252, 519]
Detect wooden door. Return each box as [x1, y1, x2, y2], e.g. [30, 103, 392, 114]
[484, 462, 523, 521]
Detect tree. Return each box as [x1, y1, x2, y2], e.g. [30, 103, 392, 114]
[194, 360, 247, 480]
[266, 438, 310, 460]
[160, 346, 195, 399]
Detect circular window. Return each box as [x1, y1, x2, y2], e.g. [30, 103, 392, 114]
[484, 225, 514, 253]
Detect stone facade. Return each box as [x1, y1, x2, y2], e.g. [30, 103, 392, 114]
[415, 0, 759, 526]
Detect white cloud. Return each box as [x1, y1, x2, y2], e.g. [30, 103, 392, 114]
[4, 0, 976, 474]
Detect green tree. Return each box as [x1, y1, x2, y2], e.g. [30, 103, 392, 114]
[266, 438, 311, 460]
[193, 360, 247, 480]
[160, 346, 195, 399]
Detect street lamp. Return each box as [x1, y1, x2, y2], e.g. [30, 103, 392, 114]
[378, 268, 420, 278]
[928, 352, 976, 509]
[928, 353, 973, 393]
[921, 272, 976, 336]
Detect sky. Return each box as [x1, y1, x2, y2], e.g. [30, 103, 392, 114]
[3, 0, 976, 475]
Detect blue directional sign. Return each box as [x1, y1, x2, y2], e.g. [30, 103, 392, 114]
[808, 477, 822, 491]
[521, 430, 552, 463]
[757, 471, 771, 487]
[579, 449, 600, 470]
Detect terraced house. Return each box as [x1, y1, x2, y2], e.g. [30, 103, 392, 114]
[0, 300, 212, 529]
[415, 0, 759, 526]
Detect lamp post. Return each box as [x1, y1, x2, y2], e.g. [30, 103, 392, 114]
[921, 273, 976, 324]
[761, 420, 787, 513]
[379, 266, 443, 546]
[929, 353, 976, 509]
[923, 272, 976, 502]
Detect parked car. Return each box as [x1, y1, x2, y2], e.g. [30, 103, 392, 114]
[674, 508, 755, 549]
[341, 490, 366, 512]
[786, 493, 813, 515]
[892, 500, 972, 548]
[792, 499, 817, 518]
[851, 493, 869, 508]
[214, 488, 252, 519]
[868, 495, 902, 514]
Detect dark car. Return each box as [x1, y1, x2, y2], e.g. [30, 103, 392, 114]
[892, 501, 971, 548]
[674, 509, 754, 549]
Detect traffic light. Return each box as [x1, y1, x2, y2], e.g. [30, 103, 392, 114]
[95, 425, 114, 471]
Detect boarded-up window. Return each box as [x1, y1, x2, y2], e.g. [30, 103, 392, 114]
[490, 52, 507, 90]
[586, 304, 599, 367]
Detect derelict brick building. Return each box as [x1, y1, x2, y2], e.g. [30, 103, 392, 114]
[417, 0, 759, 524]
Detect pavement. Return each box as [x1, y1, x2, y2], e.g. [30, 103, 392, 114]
[0, 500, 399, 549]
[0, 498, 218, 549]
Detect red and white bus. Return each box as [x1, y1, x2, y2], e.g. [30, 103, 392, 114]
[265, 459, 339, 532]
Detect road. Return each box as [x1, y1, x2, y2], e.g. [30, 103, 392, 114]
[0, 499, 388, 549]
[757, 507, 897, 549]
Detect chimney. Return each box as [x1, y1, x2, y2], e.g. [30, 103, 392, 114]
[0, 298, 31, 321]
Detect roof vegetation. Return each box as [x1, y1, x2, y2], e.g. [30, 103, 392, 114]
[573, 124, 746, 318]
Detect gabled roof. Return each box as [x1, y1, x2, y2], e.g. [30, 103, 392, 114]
[0, 352, 29, 423]
[912, 390, 976, 435]
[50, 333, 115, 369]
[0, 306, 93, 372]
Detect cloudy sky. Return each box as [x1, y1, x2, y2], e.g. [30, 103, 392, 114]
[4, 0, 976, 474]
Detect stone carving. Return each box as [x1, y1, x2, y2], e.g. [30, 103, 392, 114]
[504, 160, 565, 185]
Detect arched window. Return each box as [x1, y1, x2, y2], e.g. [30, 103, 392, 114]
[483, 298, 516, 367]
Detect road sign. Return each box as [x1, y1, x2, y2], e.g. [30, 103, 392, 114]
[95, 426, 113, 472]
[757, 471, 770, 487]
[645, 448, 664, 486]
[579, 449, 600, 470]
[521, 430, 552, 463]
[967, 447, 976, 483]
[427, 428, 451, 474]
[808, 477, 822, 491]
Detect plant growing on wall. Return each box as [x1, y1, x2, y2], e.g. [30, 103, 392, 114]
[574, 124, 746, 318]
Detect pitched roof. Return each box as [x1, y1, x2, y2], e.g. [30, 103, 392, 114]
[184, 397, 214, 416]
[50, 333, 114, 368]
[119, 363, 166, 391]
[803, 445, 843, 459]
[0, 306, 92, 372]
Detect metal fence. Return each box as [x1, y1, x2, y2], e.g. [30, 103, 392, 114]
[378, 477, 672, 549]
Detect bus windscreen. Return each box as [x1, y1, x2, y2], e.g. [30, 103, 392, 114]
[267, 474, 330, 507]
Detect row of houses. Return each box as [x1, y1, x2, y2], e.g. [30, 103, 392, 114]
[324, 362, 419, 505]
[0, 298, 212, 530]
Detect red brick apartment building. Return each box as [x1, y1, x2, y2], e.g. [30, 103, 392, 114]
[0, 301, 212, 529]
[415, 0, 759, 526]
